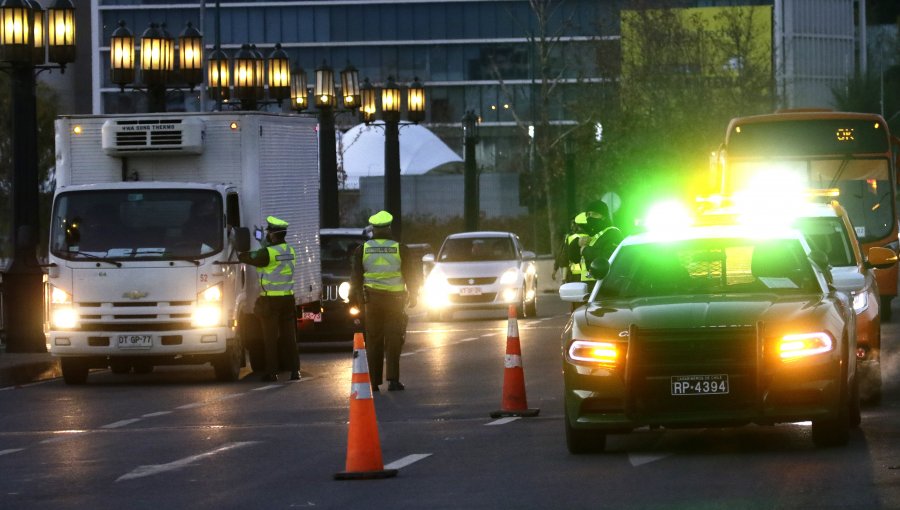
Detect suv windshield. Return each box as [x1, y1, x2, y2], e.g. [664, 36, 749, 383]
[50, 189, 224, 260]
[792, 216, 855, 267]
[321, 234, 366, 275]
[439, 237, 515, 262]
[597, 237, 819, 299]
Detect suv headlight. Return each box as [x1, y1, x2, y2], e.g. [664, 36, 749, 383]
[778, 332, 833, 361]
[567, 340, 619, 368]
[49, 285, 78, 330]
[424, 268, 451, 308]
[338, 281, 351, 302]
[193, 283, 223, 327]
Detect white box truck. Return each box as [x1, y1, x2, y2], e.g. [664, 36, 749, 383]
[46, 112, 320, 384]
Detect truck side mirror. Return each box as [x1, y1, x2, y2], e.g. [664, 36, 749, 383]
[234, 227, 251, 252]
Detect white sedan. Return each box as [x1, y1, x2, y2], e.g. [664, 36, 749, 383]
[421, 231, 538, 320]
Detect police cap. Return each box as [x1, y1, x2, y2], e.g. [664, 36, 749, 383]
[368, 210, 393, 227]
[266, 215, 289, 232]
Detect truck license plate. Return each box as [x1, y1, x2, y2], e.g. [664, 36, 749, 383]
[460, 287, 482, 296]
[117, 335, 152, 349]
[671, 374, 729, 395]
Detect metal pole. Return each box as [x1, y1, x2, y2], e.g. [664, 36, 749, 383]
[464, 129, 478, 232]
[384, 117, 402, 240]
[4, 64, 45, 353]
[319, 106, 340, 228]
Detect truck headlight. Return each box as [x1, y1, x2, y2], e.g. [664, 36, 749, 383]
[779, 332, 833, 361]
[49, 285, 78, 330]
[193, 284, 223, 327]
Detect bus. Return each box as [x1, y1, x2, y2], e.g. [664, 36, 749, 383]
[714, 110, 899, 318]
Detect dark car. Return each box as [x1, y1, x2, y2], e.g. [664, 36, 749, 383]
[559, 223, 864, 452]
[297, 228, 370, 343]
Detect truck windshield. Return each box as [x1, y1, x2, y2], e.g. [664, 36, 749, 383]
[50, 189, 224, 260]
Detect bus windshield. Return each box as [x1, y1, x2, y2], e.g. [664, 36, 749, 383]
[727, 158, 893, 242]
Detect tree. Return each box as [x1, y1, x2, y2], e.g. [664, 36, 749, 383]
[581, 2, 774, 231]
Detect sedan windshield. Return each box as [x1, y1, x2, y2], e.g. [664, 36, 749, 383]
[597, 237, 819, 299]
[50, 189, 224, 260]
[438, 237, 515, 262]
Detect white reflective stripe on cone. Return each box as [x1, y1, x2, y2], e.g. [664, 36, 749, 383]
[507, 320, 519, 338]
[504, 354, 522, 369]
[351, 382, 373, 400]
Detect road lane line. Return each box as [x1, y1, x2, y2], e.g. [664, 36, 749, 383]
[176, 402, 207, 410]
[629, 453, 671, 467]
[142, 411, 172, 418]
[101, 418, 143, 429]
[485, 417, 521, 426]
[39, 431, 88, 444]
[0, 448, 25, 456]
[384, 453, 432, 470]
[401, 351, 418, 357]
[116, 441, 259, 482]
[459, 337, 478, 342]
[251, 384, 280, 391]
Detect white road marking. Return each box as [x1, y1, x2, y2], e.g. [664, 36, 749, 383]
[485, 417, 521, 426]
[39, 431, 88, 444]
[383, 453, 432, 470]
[400, 351, 417, 357]
[459, 337, 478, 342]
[0, 448, 25, 456]
[251, 384, 279, 392]
[175, 402, 207, 410]
[480, 333, 496, 338]
[101, 418, 142, 429]
[142, 411, 172, 418]
[629, 453, 672, 467]
[116, 441, 258, 482]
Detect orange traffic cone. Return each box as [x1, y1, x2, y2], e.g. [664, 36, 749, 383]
[490, 304, 540, 418]
[334, 332, 398, 480]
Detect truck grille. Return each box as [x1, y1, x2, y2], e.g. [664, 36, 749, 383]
[75, 301, 195, 332]
[625, 324, 762, 417]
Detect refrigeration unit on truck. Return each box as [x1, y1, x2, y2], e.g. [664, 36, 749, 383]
[46, 112, 321, 384]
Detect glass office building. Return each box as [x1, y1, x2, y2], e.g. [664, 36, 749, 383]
[95, 0, 624, 173]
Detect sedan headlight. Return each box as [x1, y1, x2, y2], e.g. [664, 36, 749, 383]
[49, 285, 78, 330]
[193, 283, 223, 327]
[499, 268, 519, 285]
[778, 332, 833, 361]
[567, 340, 619, 368]
[423, 268, 452, 308]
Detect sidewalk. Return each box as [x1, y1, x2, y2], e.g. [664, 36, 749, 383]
[0, 348, 60, 387]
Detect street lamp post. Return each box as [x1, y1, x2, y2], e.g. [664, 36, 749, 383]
[0, 0, 76, 353]
[289, 61, 360, 228]
[109, 20, 203, 113]
[462, 110, 480, 232]
[381, 76, 402, 238]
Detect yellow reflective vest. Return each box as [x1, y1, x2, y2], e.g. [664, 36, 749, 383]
[259, 243, 296, 296]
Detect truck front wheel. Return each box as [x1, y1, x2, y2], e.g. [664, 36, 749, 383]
[214, 336, 243, 382]
[61, 358, 89, 385]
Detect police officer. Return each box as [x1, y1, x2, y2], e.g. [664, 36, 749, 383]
[350, 211, 421, 392]
[238, 216, 300, 382]
[580, 200, 624, 282]
[564, 212, 589, 283]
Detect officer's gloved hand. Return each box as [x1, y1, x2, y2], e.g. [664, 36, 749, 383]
[407, 294, 418, 309]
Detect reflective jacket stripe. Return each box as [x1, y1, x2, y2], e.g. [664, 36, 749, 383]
[259, 243, 295, 296]
[362, 239, 404, 292]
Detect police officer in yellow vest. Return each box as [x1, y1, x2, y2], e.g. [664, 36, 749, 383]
[350, 211, 421, 392]
[238, 216, 300, 382]
[579, 200, 624, 283]
[564, 212, 589, 283]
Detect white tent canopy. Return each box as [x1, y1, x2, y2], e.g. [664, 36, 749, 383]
[339, 121, 463, 189]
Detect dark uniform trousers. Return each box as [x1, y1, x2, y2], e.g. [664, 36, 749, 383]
[255, 294, 299, 375]
[363, 288, 407, 386]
